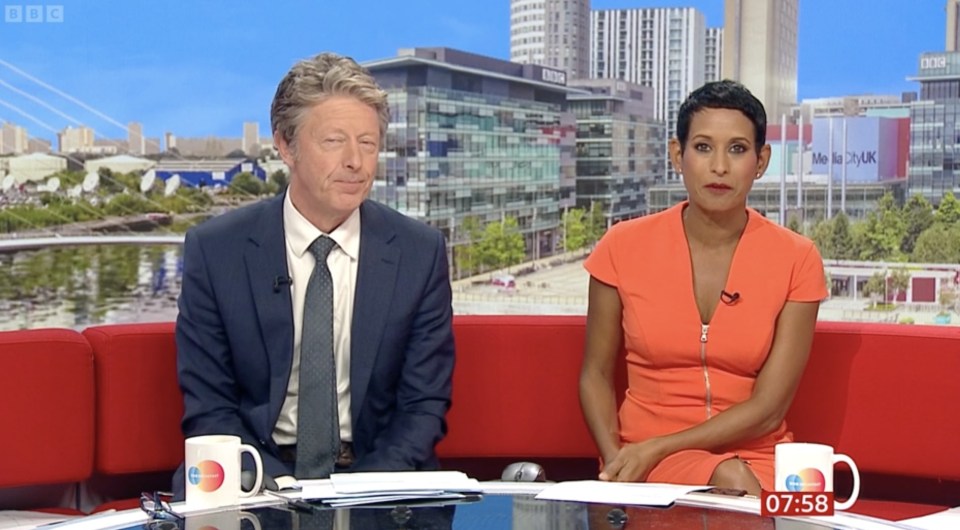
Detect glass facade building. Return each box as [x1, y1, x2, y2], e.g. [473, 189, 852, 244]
[567, 79, 664, 224]
[364, 48, 580, 274]
[907, 52, 960, 205]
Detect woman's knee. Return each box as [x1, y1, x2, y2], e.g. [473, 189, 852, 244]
[709, 458, 761, 494]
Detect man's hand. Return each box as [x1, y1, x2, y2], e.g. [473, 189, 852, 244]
[599, 438, 667, 482]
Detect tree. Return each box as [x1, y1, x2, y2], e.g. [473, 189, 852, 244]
[912, 224, 960, 264]
[228, 172, 265, 196]
[476, 216, 526, 271]
[561, 208, 588, 251]
[585, 202, 607, 245]
[888, 268, 910, 304]
[810, 219, 834, 259]
[786, 214, 802, 234]
[453, 216, 483, 277]
[935, 191, 960, 227]
[940, 282, 959, 316]
[858, 192, 905, 261]
[830, 212, 857, 260]
[269, 170, 289, 195]
[861, 272, 887, 308]
[225, 149, 248, 159]
[901, 194, 935, 255]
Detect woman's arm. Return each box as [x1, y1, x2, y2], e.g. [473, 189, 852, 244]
[601, 300, 820, 482]
[579, 277, 625, 466]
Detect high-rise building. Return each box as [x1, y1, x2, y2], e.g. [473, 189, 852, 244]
[242, 121, 260, 157]
[591, 7, 707, 182]
[1, 121, 29, 155]
[948, 0, 960, 52]
[567, 78, 664, 223]
[705, 27, 724, 83]
[907, 51, 960, 205]
[364, 47, 580, 271]
[510, 0, 591, 79]
[127, 122, 145, 155]
[57, 126, 95, 153]
[722, 0, 799, 121]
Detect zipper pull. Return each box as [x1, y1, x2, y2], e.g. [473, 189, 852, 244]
[700, 324, 709, 343]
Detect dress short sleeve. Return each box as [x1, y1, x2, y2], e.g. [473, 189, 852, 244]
[584, 224, 621, 288]
[788, 241, 829, 302]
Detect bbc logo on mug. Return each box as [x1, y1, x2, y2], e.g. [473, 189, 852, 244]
[4, 5, 65, 23]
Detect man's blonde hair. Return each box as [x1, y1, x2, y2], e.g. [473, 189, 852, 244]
[270, 52, 388, 150]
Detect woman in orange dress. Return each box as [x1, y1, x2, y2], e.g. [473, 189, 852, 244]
[579, 80, 827, 494]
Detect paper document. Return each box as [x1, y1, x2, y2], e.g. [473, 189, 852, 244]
[900, 506, 960, 530]
[535, 481, 711, 507]
[329, 471, 481, 494]
[296, 471, 481, 505]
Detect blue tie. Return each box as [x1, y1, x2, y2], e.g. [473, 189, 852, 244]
[296, 236, 340, 479]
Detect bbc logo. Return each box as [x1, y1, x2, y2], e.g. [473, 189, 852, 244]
[4, 4, 64, 23]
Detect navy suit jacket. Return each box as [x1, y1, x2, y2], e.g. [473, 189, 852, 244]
[174, 195, 454, 488]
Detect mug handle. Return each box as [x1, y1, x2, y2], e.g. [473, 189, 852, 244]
[239, 444, 264, 496]
[239, 512, 262, 530]
[833, 453, 860, 511]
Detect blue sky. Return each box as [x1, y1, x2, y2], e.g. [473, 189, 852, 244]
[0, 0, 945, 144]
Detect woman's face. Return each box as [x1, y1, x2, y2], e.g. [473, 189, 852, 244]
[670, 108, 771, 214]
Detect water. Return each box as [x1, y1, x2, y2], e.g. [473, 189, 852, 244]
[0, 243, 183, 331]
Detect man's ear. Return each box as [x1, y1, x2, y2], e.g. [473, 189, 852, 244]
[274, 130, 295, 166]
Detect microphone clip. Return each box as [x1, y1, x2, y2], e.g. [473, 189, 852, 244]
[720, 290, 740, 305]
[273, 276, 292, 293]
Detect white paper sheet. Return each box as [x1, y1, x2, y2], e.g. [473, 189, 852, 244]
[295, 471, 481, 504]
[0, 511, 78, 530]
[899, 506, 960, 530]
[535, 481, 711, 506]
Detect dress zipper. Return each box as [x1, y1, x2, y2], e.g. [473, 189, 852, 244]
[700, 323, 713, 419]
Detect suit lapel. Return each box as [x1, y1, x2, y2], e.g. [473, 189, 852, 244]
[350, 201, 399, 426]
[244, 195, 295, 418]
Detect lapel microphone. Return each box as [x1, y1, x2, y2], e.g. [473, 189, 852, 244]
[273, 275, 292, 292]
[720, 290, 741, 305]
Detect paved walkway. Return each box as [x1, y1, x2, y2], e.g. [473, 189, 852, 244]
[453, 253, 960, 326]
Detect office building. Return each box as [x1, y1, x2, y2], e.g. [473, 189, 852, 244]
[510, 0, 591, 80]
[792, 95, 914, 122]
[705, 27, 724, 83]
[127, 122, 145, 155]
[907, 51, 960, 205]
[949, 0, 960, 52]
[164, 135, 243, 157]
[567, 78, 664, 224]
[722, 0, 799, 120]
[1, 121, 29, 155]
[364, 47, 581, 269]
[242, 121, 260, 157]
[58, 126, 95, 153]
[591, 7, 707, 182]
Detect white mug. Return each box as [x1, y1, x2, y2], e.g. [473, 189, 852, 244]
[774, 442, 860, 511]
[185, 510, 262, 530]
[184, 435, 263, 509]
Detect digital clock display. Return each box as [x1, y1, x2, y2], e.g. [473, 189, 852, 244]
[761, 491, 835, 516]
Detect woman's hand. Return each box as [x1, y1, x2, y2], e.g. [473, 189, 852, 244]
[599, 438, 667, 482]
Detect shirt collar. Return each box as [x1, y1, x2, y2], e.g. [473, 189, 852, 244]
[283, 190, 361, 260]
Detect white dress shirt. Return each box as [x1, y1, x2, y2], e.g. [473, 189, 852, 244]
[273, 190, 359, 446]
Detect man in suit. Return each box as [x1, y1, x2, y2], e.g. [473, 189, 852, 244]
[174, 52, 454, 494]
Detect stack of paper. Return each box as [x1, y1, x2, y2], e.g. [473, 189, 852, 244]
[535, 481, 711, 507]
[297, 471, 482, 507]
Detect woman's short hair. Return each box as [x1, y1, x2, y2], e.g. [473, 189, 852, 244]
[675, 80, 767, 154]
[270, 52, 389, 150]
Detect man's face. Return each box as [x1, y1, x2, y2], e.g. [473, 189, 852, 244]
[278, 95, 380, 232]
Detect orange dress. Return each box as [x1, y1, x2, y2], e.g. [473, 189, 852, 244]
[584, 202, 827, 489]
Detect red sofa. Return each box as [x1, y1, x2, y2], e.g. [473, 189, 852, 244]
[1, 317, 958, 521]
